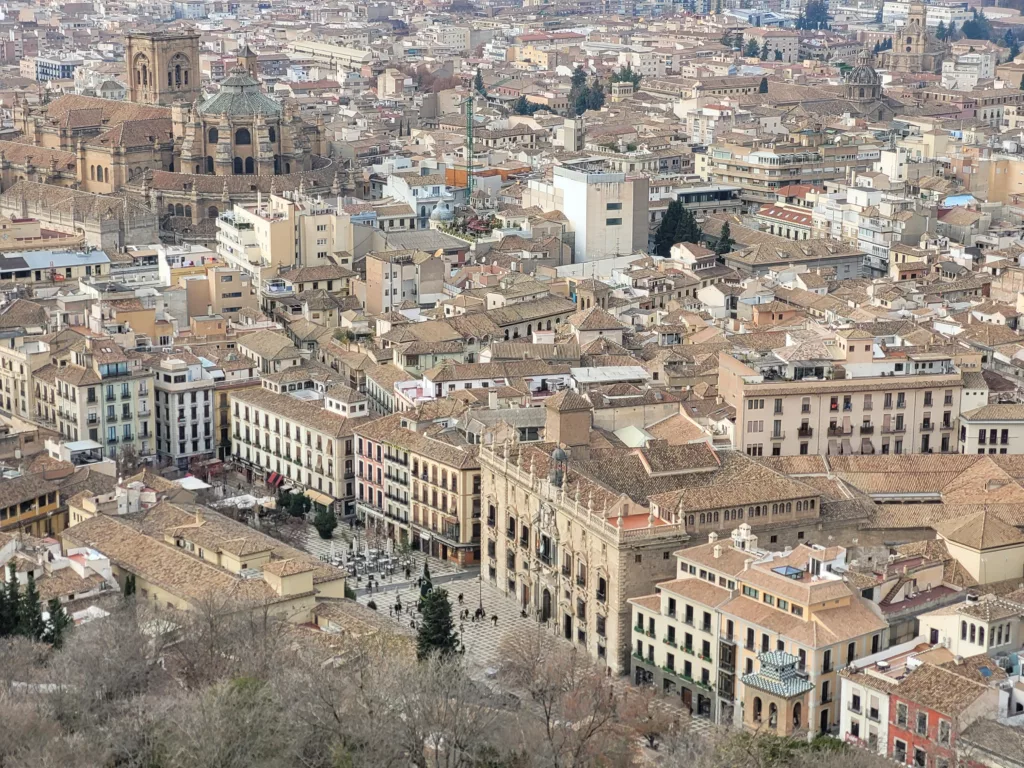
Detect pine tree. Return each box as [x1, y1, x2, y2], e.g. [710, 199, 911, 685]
[674, 208, 700, 245]
[715, 222, 735, 255]
[473, 70, 486, 95]
[18, 571, 45, 641]
[313, 506, 337, 539]
[936, 21, 946, 41]
[760, 40, 770, 60]
[947, 22, 958, 42]
[758, 76, 769, 94]
[43, 597, 72, 649]
[774, 48, 783, 61]
[743, 38, 760, 57]
[586, 79, 605, 111]
[416, 587, 459, 661]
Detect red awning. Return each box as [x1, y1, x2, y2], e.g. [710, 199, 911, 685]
[268, 472, 282, 487]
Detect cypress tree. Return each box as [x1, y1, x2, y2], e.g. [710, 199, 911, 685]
[655, 199, 682, 256]
[44, 597, 72, 649]
[18, 571, 45, 641]
[416, 587, 459, 661]
[2, 564, 20, 637]
[0, 564, 13, 636]
[715, 222, 735, 255]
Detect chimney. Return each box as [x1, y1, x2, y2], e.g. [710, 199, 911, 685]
[488, 389, 498, 410]
[713, 544, 722, 559]
[708, 531, 719, 544]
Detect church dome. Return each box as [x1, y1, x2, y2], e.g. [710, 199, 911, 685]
[197, 67, 282, 117]
[429, 201, 454, 222]
[846, 50, 881, 87]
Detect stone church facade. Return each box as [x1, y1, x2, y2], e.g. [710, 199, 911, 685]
[879, 1, 949, 74]
[8, 29, 334, 241]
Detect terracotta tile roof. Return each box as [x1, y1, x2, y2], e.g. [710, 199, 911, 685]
[656, 576, 732, 607]
[936, 509, 1024, 550]
[230, 386, 364, 439]
[894, 660, 993, 716]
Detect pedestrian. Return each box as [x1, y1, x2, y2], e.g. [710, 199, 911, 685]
[389, 606, 393, 617]
[492, 614, 498, 627]
[458, 593, 464, 605]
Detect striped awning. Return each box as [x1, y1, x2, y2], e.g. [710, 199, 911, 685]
[267, 472, 285, 488]
[305, 489, 334, 507]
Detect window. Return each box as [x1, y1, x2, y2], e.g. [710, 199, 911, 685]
[606, 202, 622, 210]
[896, 703, 908, 727]
[605, 218, 622, 226]
[916, 711, 927, 736]
[938, 720, 950, 746]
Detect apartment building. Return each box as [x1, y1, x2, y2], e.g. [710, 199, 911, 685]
[643, 528, 888, 732]
[354, 412, 482, 565]
[229, 382, 362, 516]
[629, 575, 731, 721]
[707, 132, 865, 207]
[182, 265, 258, 320]
[63, 501, 346, 621]
[0, 299, 50, 420]
[0, 473, 61, 537]
[153, 356, 217, 471]
[958, 404, 1024, 455]
[33, 337, 156, 461]
[361, 250, 446, 315]
[718, 329, 966, 457]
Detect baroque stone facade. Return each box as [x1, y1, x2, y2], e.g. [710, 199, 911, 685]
[878, 1, 948, 74]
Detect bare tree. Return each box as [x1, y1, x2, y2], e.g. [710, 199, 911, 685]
[620, 684, 678, 751]
[498, 629, 636, 768]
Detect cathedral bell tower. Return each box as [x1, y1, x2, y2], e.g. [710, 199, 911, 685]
[126, 30, 201, 106]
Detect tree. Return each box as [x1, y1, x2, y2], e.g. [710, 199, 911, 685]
[43, 597, 72, 649]
[655, 199, 682, 256]
[674, 207, 700, 246]
[715, 221, 735, 255]
[277, 490, 311, 519]
[758, 76, 769, 93]
[714, 0, 721, 12]
[611, 63, 642, 87]
[512, 95, 540, 115]
[332, 328, 354, 347]
[473, 69, 486, 95]
[743, 37, 760, 57]
[416, 587, 459, 660]
[760, 40, 770, 60]
[936, 20, 947, 41]
[313, 505, 337, 539]
[621, 685, 676, 751]
[570, 65, 587, 90]
[947, 21, 958, 41]
[123, 573, 136, 597]
[1007, 30, 1020, 61]
[116, 443, 141, 478]
[586, 78, 605, 111]
[0, 564, 16, 636]
[18, 571, 45, 641]
[774, 48, 783, 61]
[961, 8, 992, 41]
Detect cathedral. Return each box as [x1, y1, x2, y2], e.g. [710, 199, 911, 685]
[878, 1, 949, 74]
[9, 30, 334, 240]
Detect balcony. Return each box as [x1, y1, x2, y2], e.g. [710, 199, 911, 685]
[105, 394, 116, 402]
[859, 424, 874, 434]
[827, 426, 850, 437]
[770, 431, 785, 440]
[138, 408, 151, 417]
[920, 422, 934, 432]
[106, 436, 118, 444]
[107, 413, 118, 423]
[882, 424, 906, 434]
[486, 515, 496, 528]
[87, 415, 98, 425]
[576, 575, 587, 588]
[797, 426, 813, 438]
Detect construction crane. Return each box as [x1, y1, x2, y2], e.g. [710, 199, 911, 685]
[463, 94, 474, 197]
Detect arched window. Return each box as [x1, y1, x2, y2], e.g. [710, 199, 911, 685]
[235, 128, 251, 145]
[772, 504, 778, 514]
[526, 324, 532, 336]
[546, 319, 552, 330]
[768, 703, 778, 728]
[90, 165, 95, 180]
[103, 167, 109, 183]
[208, 206, 219, 218]
[961, 621, 968, 640]
[713, 511, 719, 522]
[175, 64, 181, 86]
[174, 203, 184, 216]
[209, 127, 219, 144]
[906, 36, 913, 44]
[206, 156, 214, 174]
[753, 697, 763, 723]
[979, 626, 985, 646]
[285, 162, 290, 174]
[699, 513, 705, 525]
[233, 157, 243, 174]
[786, 502, 792, 513]
[970, 624, 976, 643]
[273, 155, 281, 174]
[687, 515, 694, 527]
[184, 205, 192, 218]
[194, 165, 199, 174]
[793, 702, 802, 729]
[167, 204, 174, 214]
[245, 157, 255, 174]
[268, 126, 276, 143]
[859, 88, 865, 98]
